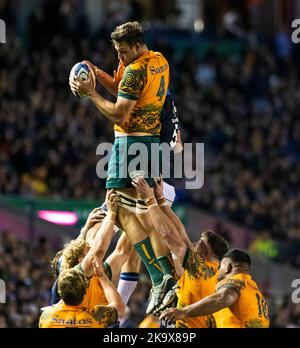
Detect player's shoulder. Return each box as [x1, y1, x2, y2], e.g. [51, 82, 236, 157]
[216, 276, 246, 294]
[91, 305, 118, 327]
[123, 61, 146, 80]
[39, 303, 59, 326]
[152, 51, 169, 65]
[40, 301, 63, 314]
[184, 247, 217, 278]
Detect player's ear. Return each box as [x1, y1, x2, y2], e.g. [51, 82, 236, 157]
[135, 42, 141, 51]
[226, 263, 232, 274]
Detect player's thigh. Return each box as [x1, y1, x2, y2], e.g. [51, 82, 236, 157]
[117, 205, 151, 244]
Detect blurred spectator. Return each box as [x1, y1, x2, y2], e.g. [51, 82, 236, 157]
[0, 314, 8, 328]
[0, 230, 54, 328]
[271, 297, 300, 328]
[214, 221, 232, 244]
[248, 230, 279, 260]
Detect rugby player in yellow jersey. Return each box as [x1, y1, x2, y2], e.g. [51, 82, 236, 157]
[133, 177, 229, 327]
[39, 257, 125, 328]
[50, 191, 134, 312]
[70, 21, 177, 314]
[160, 249, 270, 328]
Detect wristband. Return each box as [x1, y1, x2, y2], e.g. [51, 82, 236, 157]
[145, 196, 156, 207]
[157, 197, 166, 205]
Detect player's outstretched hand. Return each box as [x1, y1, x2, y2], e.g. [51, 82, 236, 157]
[92, 256, 106, 278]
[106, 190, 119, 214]
[132, 178, 152, 201]
[159, 307, 186, 321]
[84, 207, 106, 231]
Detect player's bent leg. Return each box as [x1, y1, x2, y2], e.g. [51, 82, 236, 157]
[149, 228, 175, 278]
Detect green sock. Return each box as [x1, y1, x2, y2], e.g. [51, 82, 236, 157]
[103, 261, 112, 281]
[134, 237, 163, 286]
[156, 255, 174, 277]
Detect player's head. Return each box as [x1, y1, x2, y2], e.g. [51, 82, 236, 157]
[61, 239, 90, 271]
[58, 268, 88, 306]
[111, 21, 146, 65]
[217, 249, 251, 281]
[196, 230, 229, 261]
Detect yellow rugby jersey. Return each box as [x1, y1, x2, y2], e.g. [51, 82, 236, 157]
[114, 50, 169, 135]
[176, 249, 219, 328]
[213, 273, 270, 328]
[81, 275, 109, 311]
[39, 301, 117, 328]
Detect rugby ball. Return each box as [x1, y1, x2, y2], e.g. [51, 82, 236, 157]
[69, 62, 96, 99]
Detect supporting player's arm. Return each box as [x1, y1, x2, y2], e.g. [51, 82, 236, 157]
[92, 257, 125, 318]
[80, 191, 119, 277]
[132, 178, 187, 265]
[154, 177, 192, 249]
[160, 287, 239, 321]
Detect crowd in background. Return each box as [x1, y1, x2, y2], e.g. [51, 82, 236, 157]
[0, 230, 53, 327]
[1, 0, 300, 328]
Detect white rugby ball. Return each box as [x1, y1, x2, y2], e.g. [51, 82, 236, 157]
[69, 62, 96, 99]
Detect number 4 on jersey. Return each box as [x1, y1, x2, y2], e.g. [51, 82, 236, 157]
[156, 76, 165, 101]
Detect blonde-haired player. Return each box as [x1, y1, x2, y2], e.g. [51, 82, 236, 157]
[39, 257, 124, 328]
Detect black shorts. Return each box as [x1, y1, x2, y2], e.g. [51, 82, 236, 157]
[160, 95, 181, 185]
[160, 95, 180, 147]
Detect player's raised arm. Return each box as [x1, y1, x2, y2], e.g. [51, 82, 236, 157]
[154, 177, 192, 249]
[92, 257, 125, 320]
[160, 286, 238, 321]
[132, 178, 187, 265]
[80, 190, 119, 277]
